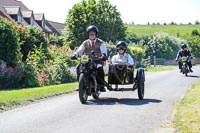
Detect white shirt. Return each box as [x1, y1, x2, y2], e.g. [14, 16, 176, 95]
[111, 53, 134, 65]
[75, 39, 107, 56]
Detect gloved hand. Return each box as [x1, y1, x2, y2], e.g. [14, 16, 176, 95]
[101, 53, 107, 61]
[71, 54, 78, 60]
[175, 59, 178, 62]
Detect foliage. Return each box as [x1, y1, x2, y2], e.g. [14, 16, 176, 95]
[19, 26, 47, 61]
[48, 33, 64, 46]
[128, 44, 146, 68]
[65, 0, 126, 48]
[106, 41, 117, 58]
[191, 29, 200, 36]
[24, 45, 47, 87]
[0, 17, 20, 66]
[0, 61, 24, 89]
[184, 31, 200, 57]
[128, 44, 146, 62]
[147, 32, 182, 59]
[46, 45, 76, 84]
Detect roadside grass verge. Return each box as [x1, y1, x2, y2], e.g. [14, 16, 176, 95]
[0, 82, 78, 110]
[145, 65, 177, 72]
[172, 78, 200, 132]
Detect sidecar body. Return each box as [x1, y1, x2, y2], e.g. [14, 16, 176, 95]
[107, 63, 145, 100]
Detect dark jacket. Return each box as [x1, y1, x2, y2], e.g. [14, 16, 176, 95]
[176, 49, 192, 61]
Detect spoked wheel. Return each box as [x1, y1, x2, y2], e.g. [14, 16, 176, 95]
[79, 74, 88, 104]
[137, 71, 145, 100]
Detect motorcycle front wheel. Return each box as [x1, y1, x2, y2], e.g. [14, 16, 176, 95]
[79, 73, 88, 104]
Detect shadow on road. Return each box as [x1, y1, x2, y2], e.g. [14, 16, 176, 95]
[186, 75, 199, 78]
[87, 98, 162, 106]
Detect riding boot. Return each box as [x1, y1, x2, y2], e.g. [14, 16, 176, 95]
[189, 67, 193, 72]
[97, 67, 106, 92]
[188, 62, 193, 72]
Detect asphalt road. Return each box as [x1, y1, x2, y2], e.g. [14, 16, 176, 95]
[0, 66, 200, 133]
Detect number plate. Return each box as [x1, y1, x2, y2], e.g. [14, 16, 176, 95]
[182, 56, 187, 62]
[81, 55, 89, 63]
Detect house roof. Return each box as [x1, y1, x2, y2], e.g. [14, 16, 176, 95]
[46, 20, 66, 35]
[0, 10, 8, 18]
[0, 0, 64, 35]
[0, 0, 30, 25]
[0, 0, 29, 10]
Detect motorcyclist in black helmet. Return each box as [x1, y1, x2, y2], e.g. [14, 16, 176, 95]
[175, 43, 193, 72]
[71, 25, 107, 92]
[111, 41, 134, 66]
[111, 41, 134, 82]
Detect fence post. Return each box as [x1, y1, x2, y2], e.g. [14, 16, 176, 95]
[145, 56, 151, 67]
[154, 56, 156, 67]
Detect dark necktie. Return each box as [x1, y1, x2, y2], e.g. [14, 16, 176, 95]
[92, 41, 95, 48]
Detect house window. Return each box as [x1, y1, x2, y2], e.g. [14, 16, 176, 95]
[30, 17, 34, 25]
[17, 15, 22, 23]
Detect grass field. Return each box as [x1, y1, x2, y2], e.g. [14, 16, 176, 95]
[126, 24, 200, 36]
[0, 82, 78, 110]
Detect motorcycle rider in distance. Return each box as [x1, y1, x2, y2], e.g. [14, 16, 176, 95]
[111, 41, 134, 82]
[175, 43, 193, 72]
[71, 25, 107, 92]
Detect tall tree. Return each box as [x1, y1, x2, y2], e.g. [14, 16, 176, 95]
[65, 0, 126, 48]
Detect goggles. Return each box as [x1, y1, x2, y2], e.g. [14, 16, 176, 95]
[117, 47, 126, 51]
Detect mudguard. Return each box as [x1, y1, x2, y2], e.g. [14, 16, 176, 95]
[135, 67, 145, 82]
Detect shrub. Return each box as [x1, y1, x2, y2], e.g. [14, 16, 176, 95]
[128, 44, 146, 68]
[0, 17, 20, 66]
[19, 26, 47, 61]
[0, 61, 24, 89]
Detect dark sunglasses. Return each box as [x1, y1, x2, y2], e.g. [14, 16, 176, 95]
[89, 33, 96, 36]
[117, 47, 125, 50]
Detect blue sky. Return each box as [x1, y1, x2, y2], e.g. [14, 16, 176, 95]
[20, 0, 200, 24]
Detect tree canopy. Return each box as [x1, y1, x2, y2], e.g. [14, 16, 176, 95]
[65, 0, 126, 48]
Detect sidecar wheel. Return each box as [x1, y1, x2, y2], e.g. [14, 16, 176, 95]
[137, 71, 145, 100]
[79, 74, 88, 104]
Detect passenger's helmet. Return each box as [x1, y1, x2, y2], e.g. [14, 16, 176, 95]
[181, 43, 187, 49]
[86, 25, 99, 35]
[116, 41, 128, 52]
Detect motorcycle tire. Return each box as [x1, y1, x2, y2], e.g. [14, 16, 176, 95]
[137, 71, 145, 100]
[79, 73, 88, 104]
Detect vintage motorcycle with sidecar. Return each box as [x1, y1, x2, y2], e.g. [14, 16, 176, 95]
[72, 51, 145, 104]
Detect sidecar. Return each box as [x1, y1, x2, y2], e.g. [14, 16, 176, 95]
[107, 63, 145, 100]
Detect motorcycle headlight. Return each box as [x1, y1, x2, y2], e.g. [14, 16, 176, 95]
[81, 55, 89, 63]
[182, 56, 187, 62]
